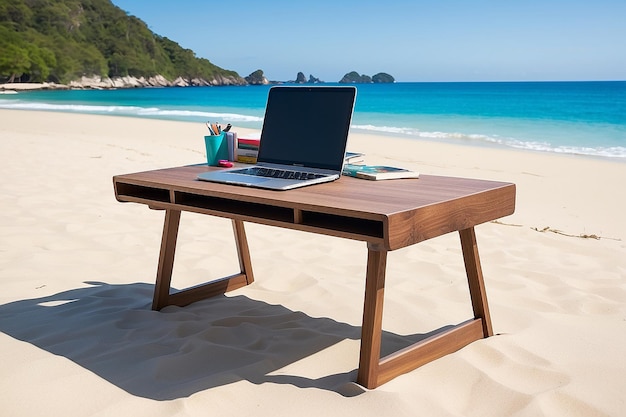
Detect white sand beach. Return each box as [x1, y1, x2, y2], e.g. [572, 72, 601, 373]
[1, 109, 625, 416]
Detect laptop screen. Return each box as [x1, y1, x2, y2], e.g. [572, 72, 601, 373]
[257, 86, 357, 171]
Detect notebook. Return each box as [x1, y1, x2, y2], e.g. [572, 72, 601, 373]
[197, 86, 357, 190]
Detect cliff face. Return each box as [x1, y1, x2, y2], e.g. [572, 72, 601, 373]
[0, 74, 246, 90]
[67, 74, 246, 89]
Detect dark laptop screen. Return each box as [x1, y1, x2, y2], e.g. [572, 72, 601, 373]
[257, 86, 356, 171]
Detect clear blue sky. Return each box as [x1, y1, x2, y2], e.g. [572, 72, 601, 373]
[110, 0, 625, 82]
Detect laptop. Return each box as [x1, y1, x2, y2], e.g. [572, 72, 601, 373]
[197, 86, 357, 190]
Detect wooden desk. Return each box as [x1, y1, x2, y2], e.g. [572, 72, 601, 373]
[113, 164, 515, 388]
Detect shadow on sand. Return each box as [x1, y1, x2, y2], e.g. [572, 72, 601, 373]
[0, 281, 438, 399]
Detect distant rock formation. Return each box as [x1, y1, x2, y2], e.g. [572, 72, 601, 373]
[295, 72, 307, 83]
[340, 71, 372, 84]
[339, 71, 395, 84]
[245, 70, 269, 85]
[292, 72, 322, 84]
[372, 72, 395, 83]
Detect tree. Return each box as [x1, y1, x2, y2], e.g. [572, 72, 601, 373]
[26, 43, 56, 81]
[0, 26, 30, 82]
[0, 43, 30, 82]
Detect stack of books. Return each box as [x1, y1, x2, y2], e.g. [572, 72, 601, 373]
[342, 160, 419, 181]
[235, 136, 261, 163]
[224, 132, 261, 163]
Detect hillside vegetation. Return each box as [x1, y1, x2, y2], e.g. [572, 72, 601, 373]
[0, 0, 242, 84]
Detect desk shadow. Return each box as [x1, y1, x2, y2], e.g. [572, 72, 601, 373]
[0, 282, 432, 399]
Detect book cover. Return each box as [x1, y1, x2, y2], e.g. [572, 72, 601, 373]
[225, 131, 237, 161]
[237, 137, 260, 149]
[342, 164, 419, 180]
[235, 136, 260, 163]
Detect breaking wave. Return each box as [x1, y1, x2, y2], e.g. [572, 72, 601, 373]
[351, 124, 626, 159]
[0, 100, 263, 123]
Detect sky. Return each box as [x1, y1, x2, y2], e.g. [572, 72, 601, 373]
[110, 0, 626, 83]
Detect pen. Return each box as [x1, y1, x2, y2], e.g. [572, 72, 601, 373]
[206, 121, 231, 135]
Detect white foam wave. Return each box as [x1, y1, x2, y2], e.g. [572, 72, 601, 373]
[351, 124, 626, 159]
[352, 124, 417, 135]
[135, 108, 262, 122]
[0, 101, 134, 113]
[504, 141, 626, 158]
[0, 100, 263, 122]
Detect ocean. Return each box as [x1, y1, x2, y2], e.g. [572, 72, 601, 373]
[2, 81, 625, 159]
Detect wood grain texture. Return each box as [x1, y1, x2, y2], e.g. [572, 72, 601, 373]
[460, 227, 493, 336]
[114, 165, 515, 250]
[375, 319, 484, 388]
[152, 209, 181, 310]
[357, 247, 387, 387]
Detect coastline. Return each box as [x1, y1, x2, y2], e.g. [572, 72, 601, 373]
[1, 109, 625, 416]
[3, 81, 624, 160]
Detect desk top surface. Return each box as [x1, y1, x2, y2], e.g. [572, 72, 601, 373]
[114, 165, 512, 214]
[114, 165, 516, 249]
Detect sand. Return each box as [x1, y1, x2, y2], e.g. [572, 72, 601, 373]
[1, 109, 624, 416]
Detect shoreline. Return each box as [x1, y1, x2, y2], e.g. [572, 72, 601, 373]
[1, 109, 625, 416]
[2, 81, 625, 161]
[2, 102, 625, 163]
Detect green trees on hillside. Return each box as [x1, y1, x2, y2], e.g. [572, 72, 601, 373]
[0, 0, 239, 84]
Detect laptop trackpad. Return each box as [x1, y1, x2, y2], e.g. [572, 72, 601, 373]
[233, 175, 271, 184]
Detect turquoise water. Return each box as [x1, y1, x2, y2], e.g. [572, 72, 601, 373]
[2, 81, 625, 159]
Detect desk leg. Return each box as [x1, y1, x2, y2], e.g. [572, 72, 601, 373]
[357, 230, 492, 388]
[459, 227, 493, 337]
[152, 209, 181, 310]
[357, 246, 387, 388]
[151, 211, 254, 311]
[232, 219, 254, 286]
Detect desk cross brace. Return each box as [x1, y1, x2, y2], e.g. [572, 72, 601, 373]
[151, 209, 254, 310]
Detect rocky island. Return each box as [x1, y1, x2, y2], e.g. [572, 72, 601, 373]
[339, 71, 395, 84]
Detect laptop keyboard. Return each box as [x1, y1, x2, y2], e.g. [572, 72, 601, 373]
[234, 167, 325, 180]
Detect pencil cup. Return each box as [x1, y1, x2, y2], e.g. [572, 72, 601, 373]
[204, 133, 228, 166]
